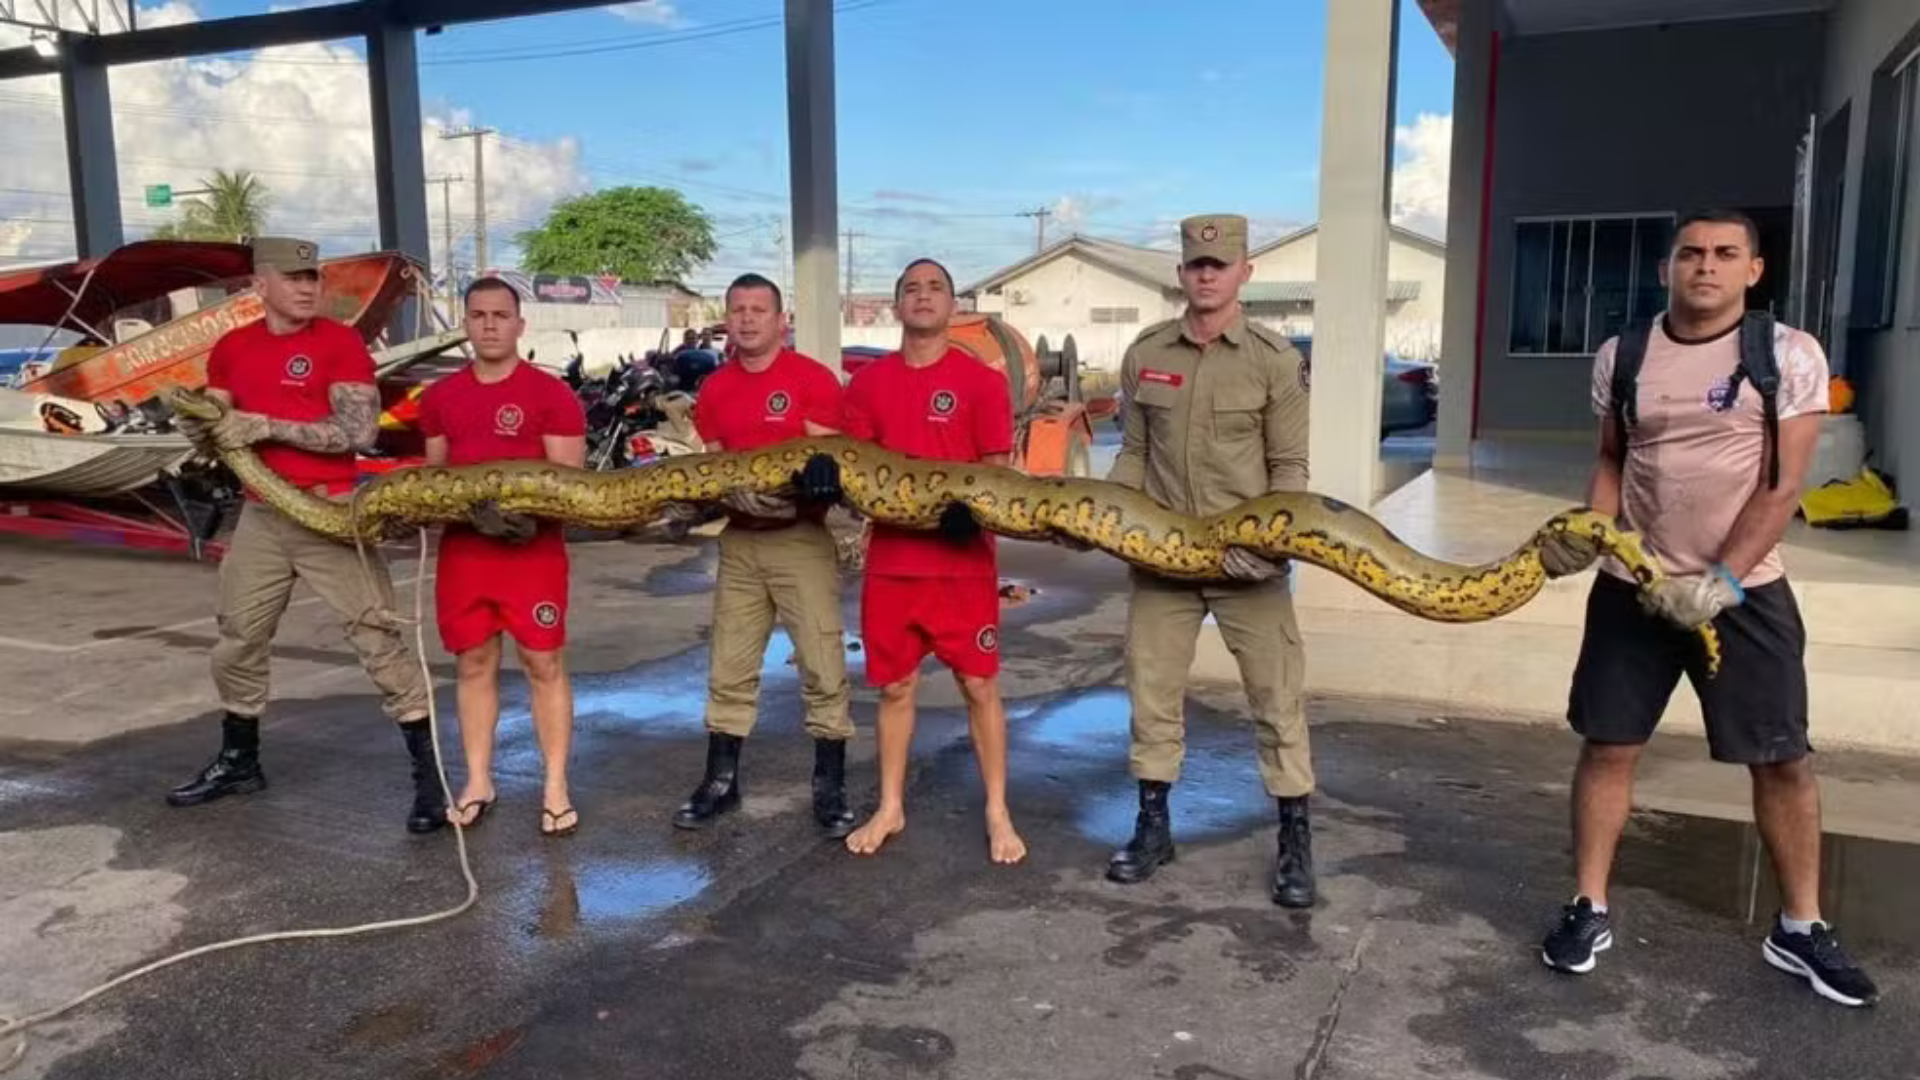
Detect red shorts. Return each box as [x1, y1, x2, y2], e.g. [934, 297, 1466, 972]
[860, 573, 1000, 687]
[434, 529, 570, 654]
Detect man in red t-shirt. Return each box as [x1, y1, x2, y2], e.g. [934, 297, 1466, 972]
[669, 273, 855, 836]
[842, 258, 1025, 865]
[416, 277, 588, 837]
[165, 237, 440, 834]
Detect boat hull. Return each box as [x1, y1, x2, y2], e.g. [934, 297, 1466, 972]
[0, 430, 197, 497]
[17, 252, 420, 408]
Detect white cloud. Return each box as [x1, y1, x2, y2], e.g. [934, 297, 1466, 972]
[610, 2, 685, 28]
[0, 3, 588, 272]
[1390, 111, 1451, 240]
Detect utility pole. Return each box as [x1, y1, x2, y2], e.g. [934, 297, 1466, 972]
[1018, 206, 1053, 253]
[427, 174, 463, 311]
[440, 127, 495, 272]
[842, 227, 860, 303]
[772, 218, 790, 304]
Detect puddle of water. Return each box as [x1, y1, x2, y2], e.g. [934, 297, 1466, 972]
[1614, 809, 1920, 951]
[558, 630, 864, 727]
[574, 858, 713, 922]
[1071, 750, 1274, 846]
[1017, 688, 1130, 748]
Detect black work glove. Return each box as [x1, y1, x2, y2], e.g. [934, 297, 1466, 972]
[468, 499, 538, 545]
[792, 452, 842, 505]
[937, 500, 980, 543]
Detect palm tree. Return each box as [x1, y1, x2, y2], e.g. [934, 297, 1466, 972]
[151, 169, 271, 242]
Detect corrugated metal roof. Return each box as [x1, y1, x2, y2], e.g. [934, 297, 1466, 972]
[1242, 280, 1423, 304]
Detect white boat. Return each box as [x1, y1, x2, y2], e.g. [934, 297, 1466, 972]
[0, 427, 197, 497]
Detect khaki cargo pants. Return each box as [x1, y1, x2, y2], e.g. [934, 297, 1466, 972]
[1125, 569, 1311, 797]
[704, 520, 853, 740]
[211, 500, 430, 721]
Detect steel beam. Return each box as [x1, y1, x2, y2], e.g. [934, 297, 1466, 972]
[785, 0, 840, 365]
[0, 0, 629, 80]
[367, 21, 429, 340]
[60, 49, 122, 256]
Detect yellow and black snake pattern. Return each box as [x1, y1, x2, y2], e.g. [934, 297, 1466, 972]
[167, 387, 1719, 673]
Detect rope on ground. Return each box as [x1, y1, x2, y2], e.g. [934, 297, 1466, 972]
[0, 527, 479, 1074]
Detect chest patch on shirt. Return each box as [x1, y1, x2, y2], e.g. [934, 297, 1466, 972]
[495, 404, 525, 434]
[1140, 369, 1183, 388]
[929, 389, 957, 417]
[285, 355, 313, 380]
[1704, 375, 1739, 413]
[766, 390, 791, 416]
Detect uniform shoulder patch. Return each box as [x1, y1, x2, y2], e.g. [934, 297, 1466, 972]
[1245, 321, 1294, 352]
[1133, 318, 1181, 346]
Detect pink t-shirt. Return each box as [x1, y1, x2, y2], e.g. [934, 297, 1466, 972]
[1590, 315, 1829, 588]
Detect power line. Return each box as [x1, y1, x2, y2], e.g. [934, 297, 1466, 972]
[1016, 206, 1053, 253]
[440, 127, 494, 271]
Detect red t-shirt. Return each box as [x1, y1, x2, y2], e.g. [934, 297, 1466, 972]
[206, 317, 374, 493]
[692, 348, 844, 451]
[844, 346, 1013, 578]
[418, 359, 586, 550]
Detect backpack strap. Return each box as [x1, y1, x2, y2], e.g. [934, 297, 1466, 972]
[1609, 322, 1653, 465]
[1735, 311, 1781, 490]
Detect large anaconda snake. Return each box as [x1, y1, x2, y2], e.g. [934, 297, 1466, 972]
[167, 387, 1719, 674]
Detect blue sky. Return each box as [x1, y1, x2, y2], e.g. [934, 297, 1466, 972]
[19, 0, 1456, 291]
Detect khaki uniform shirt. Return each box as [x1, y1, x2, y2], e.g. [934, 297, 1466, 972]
[1107, 314, 1310, 517]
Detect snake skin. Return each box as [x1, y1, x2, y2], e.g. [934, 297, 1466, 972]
[167, 387, 1720, 673]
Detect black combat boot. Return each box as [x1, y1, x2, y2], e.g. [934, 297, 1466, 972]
[400, 719, 448, 834]
[1271, 795, 1316, 908]
[1105, 780, 1176, 884]
[166, 712, 268, 807]
[673, 732, 744, 829]
[811, 737, 856, 838]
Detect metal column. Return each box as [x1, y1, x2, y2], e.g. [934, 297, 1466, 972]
[60, 47, 125, 256]
[784, 0, 840, 364]
[1309, 0, 1400, 508]
[1435, 0, 1496, 468]
[367, 20, 430, 338]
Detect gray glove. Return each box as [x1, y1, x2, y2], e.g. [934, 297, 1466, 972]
[468, 499, 537, 544]
[719, 489, 799, 519]
[657, 501, 704, 541]
[1539, 531, 1602, 578]
[1222, 547, 1287, 582]
[1639, 565, 1745, 629]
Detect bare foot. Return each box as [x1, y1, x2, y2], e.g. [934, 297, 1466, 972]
[845, 806, 906, 855]
[447, 781, 496, 826]
[986, 811, 1027, 865]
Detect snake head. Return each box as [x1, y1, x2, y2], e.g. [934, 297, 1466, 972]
[163, 386, 229, 422]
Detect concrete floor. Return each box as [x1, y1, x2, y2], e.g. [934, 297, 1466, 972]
[3, 520, 1918, 1080]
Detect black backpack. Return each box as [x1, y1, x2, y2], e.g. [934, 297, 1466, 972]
[1610, 311, 1783, 490]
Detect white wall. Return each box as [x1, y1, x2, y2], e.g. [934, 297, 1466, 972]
[977, 251, 1178, 327]
[1252, 231, 1450, 362]
[1822, 0, 1920, 492]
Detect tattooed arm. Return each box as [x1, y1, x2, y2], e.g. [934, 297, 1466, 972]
[261, 382, 383, 454]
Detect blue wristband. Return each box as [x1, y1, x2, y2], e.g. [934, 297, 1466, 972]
[1710, 563, 1746, 603]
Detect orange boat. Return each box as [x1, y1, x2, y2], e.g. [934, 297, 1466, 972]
[6, 240, 422, 409]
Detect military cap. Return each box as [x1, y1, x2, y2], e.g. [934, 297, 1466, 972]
[250, 236, 321, 274]
[1180, 214, 1248, 264]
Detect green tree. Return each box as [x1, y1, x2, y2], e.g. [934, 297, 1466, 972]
[150, 169, 272, 242]
[516, 186, 716, 284]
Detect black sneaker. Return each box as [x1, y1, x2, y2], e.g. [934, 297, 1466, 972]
[1763, 920, 1879, 1007]
[1541, 897, 1613, 974]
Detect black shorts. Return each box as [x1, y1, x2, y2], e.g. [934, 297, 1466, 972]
[1567, 573, 1810, 764]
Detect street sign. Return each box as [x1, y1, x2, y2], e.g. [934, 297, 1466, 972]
[144, 184, 172, 208]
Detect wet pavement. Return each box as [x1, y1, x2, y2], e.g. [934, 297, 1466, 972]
[3, 535, 1918, 1079]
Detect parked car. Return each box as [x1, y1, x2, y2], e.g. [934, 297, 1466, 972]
[1286, 336, 1437, 437]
